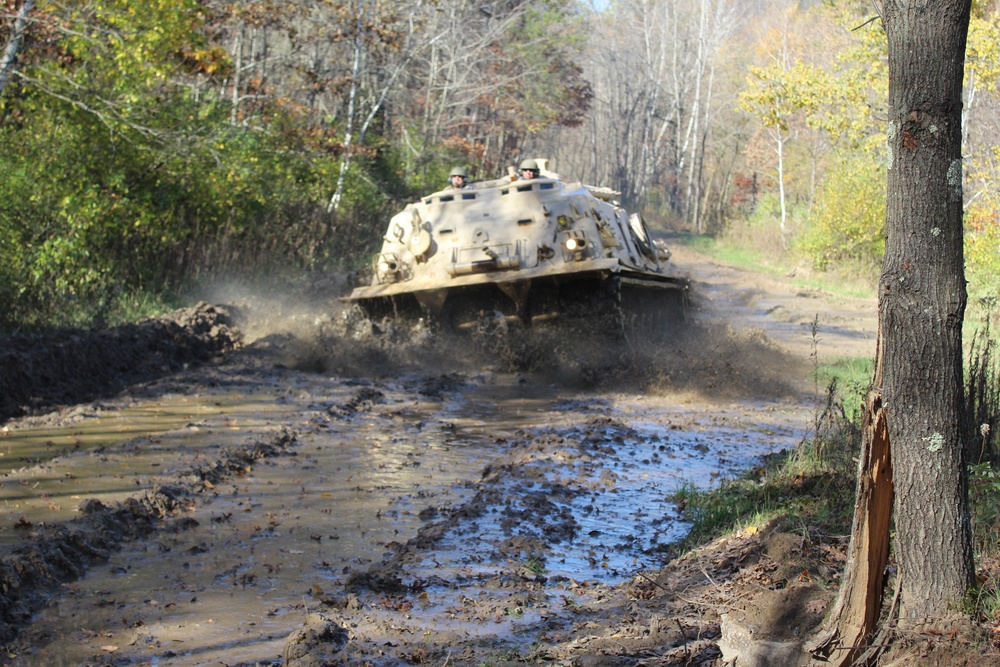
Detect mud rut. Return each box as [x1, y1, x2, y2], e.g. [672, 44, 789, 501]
[0, 251, 878, 666]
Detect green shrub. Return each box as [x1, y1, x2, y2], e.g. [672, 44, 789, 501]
[966, 202, 1000, 307]
[798, 153, 885, 272]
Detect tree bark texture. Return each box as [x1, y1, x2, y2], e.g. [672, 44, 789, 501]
[882, 0, 974, 626]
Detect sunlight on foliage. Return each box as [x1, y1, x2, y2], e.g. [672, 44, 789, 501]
[812, 358, 872, 423]
[965, 143, 1000, 308]
[798, 153, 885, 273]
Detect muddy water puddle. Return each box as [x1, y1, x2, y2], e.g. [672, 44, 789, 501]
[553, 416, 801, 578]
[403, 412, 801, 582]
[20, 429, 502, 665]
[0, 394, 301, 541]
[0, 393, 288, 470]
[4, 371, 812, 666]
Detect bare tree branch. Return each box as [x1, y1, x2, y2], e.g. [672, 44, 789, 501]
[14, 68, 163, 141]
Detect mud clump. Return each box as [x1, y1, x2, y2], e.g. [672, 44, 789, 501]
[0, 486, 185, 642]
[0, 302, 242, 423]
[282, 612, 349, 667]
[326, 386, 387, 419]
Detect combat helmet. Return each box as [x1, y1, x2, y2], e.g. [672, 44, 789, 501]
[518, 159, 539, 172]
[449, 166, 468, 178]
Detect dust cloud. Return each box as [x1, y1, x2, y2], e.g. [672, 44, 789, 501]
[197, 275, 808, 403]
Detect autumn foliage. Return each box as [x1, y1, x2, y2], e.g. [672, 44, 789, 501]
[1, 0, 999, 329]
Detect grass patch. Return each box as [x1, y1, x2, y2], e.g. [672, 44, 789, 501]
[967, 317, 1000, 465]
[970, 463, 1000, 558]
[811, 357, 872, 423]
[790, 273, 875, 300]
[2, 288, 179, 335]
[674, 234, 775, 273]
[522, 555, 546, 576]
[671, 319, 1000, 632]
[480, 647, 530, 666]
[673, 377, 862, 551]
[105, 290, 179, 327]
[673, 447, 857, 551]
[672, 233, 876, 299]
[813, 357, 872, 391]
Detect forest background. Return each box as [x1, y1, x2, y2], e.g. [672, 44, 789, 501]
[1, 0, 998, 330]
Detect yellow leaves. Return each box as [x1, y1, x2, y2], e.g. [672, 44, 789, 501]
[740, 60, 832, 131]
[802, 153, 885, 271]
[180, 46, 232, 77]
[964, 201, 1000, 301]
[53, 0, 207, 91]
[739, 3, 887, 154]
[968, 14, 1000, 93]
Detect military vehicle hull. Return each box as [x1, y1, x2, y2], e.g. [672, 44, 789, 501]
[343, 162, 688, 330]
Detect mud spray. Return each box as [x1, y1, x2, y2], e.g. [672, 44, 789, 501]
[204, 272, 808, 402]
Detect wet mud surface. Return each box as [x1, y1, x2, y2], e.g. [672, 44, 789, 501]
[0, 303, 242, 425]
[0, 247, 881, 666]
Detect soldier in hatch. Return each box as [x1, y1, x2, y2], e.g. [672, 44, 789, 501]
[517, 159, 540, 180]
[448, 166, 469, 189]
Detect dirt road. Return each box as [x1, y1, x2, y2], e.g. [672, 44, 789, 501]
[0, 247, 878, 666]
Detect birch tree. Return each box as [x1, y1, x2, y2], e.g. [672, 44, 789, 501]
[0, 0, 33, 96]
[402, 0, 591, 178]
[543, 0, 741, 220]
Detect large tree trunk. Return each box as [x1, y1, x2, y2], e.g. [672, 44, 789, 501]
[881, 0, 974, 627]
[808, 4, 974, 661]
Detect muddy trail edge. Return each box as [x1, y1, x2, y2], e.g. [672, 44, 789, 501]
[0, 247, 885, 666]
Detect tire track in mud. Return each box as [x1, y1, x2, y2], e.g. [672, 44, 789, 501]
[1, 350, 798, 665]
[0, 247, 878, 665]
[353, 415, 639, 591]
[0, 365, 508, 665]
[0, 429, 297, 643]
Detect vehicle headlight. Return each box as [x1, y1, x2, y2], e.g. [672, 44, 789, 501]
[565, 237, 584, 251]
[375, 253, 404, 283]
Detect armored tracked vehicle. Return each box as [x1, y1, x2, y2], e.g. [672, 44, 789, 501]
[343, 160, 689, 332]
